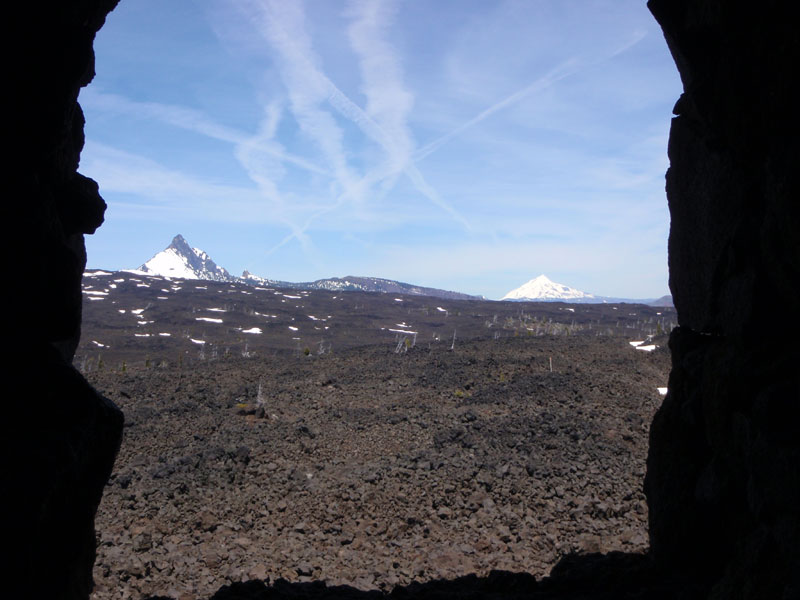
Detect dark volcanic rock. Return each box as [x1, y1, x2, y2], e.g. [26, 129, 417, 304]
[5, 1, 123, 599]
[88, 336, 670, 598]
[645, 1, 800, 597]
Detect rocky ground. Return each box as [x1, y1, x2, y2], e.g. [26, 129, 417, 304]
[87, 333, 670, 599]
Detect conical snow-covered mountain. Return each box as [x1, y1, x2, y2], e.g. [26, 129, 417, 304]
[502, 274, 595, 302]
[137, 234, 234, 281]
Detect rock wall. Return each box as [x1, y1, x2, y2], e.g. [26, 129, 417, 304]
[645, 1, 800, 598]
[4, 0, 800, 598]
[4, 2, 123, 599]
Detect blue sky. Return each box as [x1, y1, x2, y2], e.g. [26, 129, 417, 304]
[80, 0, 680, 300]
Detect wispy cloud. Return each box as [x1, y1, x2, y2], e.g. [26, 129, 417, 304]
[80, 88, 329, 176]
[82, 141, 268, 221]
[415, 58, 581, 162]
[242, 1, 360, 200]
[415, 29, 648, 163]
[345, 0, 470, 228]
[346, 0, 412, 178]
[232, 0, 469, 244]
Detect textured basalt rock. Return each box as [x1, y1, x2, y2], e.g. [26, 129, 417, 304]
[645, 1, 800, 597]
[4, 2, 123, 599]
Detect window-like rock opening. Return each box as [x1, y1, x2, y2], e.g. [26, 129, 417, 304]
[7, 1, 799, 599]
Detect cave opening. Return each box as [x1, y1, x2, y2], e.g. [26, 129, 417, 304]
[8, 0, 800, 599]
[74, 3, 683, 597]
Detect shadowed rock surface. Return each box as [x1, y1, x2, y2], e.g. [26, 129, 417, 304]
[645, 1, 800, 597]
[5, 2, 123, 599]
[6, 0, 800, 598]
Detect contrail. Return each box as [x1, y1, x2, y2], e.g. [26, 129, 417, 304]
[255, 0, 471, 244]
[413, 58, 581, 163]
[413, 29, 648, 163]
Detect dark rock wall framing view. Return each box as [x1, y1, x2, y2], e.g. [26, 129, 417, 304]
[4, 0, 798, 599]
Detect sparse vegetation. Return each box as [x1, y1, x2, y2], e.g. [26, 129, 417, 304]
[74, 271, 674, 371]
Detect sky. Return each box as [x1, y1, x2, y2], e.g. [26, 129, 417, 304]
[80, 0, 681, 300]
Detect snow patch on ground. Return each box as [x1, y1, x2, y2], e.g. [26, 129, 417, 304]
[241, 327, 262, 334]
[190, 338, 206, 345]
[196, 317, 223, 323]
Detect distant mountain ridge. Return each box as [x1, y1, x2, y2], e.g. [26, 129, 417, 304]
[134, 234, 480, 301]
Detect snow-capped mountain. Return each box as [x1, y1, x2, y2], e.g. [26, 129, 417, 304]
[137, 234, 234, 282]
[501, 275, 673, 305]
[502, 275, 595, 302]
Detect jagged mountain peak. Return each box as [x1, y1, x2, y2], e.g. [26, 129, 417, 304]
[138, 234, 233, 282]
[169, 233, 189, 248]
